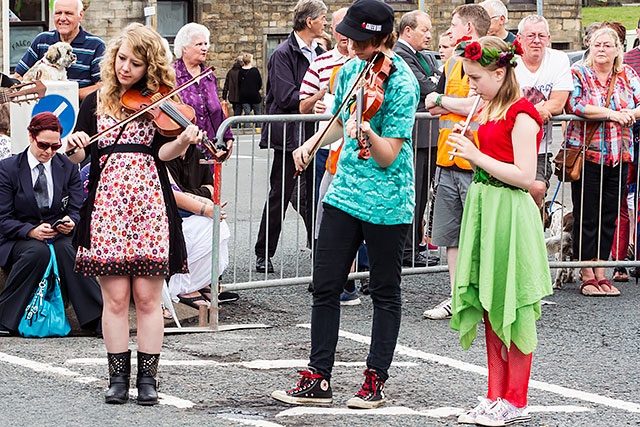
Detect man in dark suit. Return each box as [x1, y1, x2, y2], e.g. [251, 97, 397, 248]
[393, 10, 440, 267]
[0, 112, 102, 335]
[255, 0, 327, 273]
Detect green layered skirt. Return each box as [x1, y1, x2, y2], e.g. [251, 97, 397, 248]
[450, 169, 552, 354]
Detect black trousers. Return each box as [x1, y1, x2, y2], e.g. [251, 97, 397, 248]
[571, 161, 628, 261]
[0, 236, 103, 333]
[403, 146, 437, 257]
[255, 149, 315, 258]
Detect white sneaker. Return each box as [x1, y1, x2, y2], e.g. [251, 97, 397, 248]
[458, 397, 493, 424]
[423, 298, 452, 320]
[474, 398, 531, 426]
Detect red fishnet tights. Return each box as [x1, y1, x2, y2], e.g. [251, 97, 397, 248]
[484, 314, 532, 408]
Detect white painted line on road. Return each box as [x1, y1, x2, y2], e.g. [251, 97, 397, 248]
[275, 405, 590, 418]
[218, 415, 284, 426]
[0, 351, 99, 383]
[296, 324, 640, 414]
[0, 351, 194, 409]
[66, 357, 418, 369]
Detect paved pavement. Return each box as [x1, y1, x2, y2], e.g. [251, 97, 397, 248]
[2, 128, 640, 426]
[2, 268, 640, 427]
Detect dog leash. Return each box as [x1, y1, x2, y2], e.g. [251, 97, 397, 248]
[546, 180, 562, 219]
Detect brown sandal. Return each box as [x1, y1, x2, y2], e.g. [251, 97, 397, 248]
[579, 279, 606, 296]
[597, 279, 621, 296]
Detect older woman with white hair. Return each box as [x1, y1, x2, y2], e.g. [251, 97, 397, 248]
[168, 23, 235, 310]
[172, 23, 234, 147]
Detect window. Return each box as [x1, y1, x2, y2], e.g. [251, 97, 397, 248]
[157, 0, 192, 43]
[9, 0, 48, 69]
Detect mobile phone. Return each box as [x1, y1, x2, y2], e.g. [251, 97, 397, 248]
[52, 219, 70, 229]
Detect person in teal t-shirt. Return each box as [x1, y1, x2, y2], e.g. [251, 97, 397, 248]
[271, 0, 419, 410]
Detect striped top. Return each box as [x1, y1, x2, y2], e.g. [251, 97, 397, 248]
[299, 48, 348, 100]
[15, 27, 105, 88]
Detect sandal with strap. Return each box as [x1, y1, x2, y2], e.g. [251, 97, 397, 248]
[579, 279, 606, 296]
[597, 279, 621, 296]
[613, 267, 629, 283]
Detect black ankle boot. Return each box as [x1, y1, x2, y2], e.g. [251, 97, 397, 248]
[136, 352, 160, 406]
[105, 350, 131, 404]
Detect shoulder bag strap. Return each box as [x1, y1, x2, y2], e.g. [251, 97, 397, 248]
[584, 72, 617, 147]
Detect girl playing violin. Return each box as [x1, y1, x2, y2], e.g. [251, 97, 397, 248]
[446, 37, 552, 426]
[65, 23, 202, 406]
[272, 0, 419, 409]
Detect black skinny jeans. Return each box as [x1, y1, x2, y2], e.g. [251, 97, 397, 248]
[309, 204, 409, 382]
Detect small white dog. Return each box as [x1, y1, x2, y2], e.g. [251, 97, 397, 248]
[22, 42, 76, 82]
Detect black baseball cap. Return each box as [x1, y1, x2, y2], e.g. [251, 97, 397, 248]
[335, 0, 394, 42]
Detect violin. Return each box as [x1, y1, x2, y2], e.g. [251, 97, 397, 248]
[352, 52, 393, 160]
[65, 67, 228, 161]
[293, 52, 393, 177]
[120, 85, 229, 161]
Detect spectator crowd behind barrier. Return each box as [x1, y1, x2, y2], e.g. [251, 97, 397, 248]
[207, 113, 640, 295]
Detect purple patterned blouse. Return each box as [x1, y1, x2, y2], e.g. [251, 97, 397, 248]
[172, 59, 234, 143]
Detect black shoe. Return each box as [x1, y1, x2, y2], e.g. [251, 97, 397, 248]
[256, 256, 274, 273]
[427, 255, 440, 266]
[105, 350, 131, 404]
[402, 252, 428, 267]
[136, 352, 159, 406]
[218, 291, 239, 303]
[271, 368, 332, 405]
[307, 282, 314, 293]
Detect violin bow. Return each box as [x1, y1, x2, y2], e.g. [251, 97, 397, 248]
[294, 52, 382, 177]
[448, 94, 482, 161]
[65, 67, 215, 156]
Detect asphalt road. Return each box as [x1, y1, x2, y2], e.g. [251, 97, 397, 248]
[1, 129, 639, 426]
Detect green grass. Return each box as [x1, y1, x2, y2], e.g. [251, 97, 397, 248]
[582, 6, 639, 31]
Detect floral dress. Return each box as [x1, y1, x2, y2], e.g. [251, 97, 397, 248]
[75, 113, 171, 277]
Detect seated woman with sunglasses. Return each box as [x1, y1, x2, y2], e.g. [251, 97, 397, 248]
[0, 112, 103, 336]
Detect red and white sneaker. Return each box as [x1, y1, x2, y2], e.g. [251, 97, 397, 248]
[346, 369, 386, 409]
[271, 368, 332, 405]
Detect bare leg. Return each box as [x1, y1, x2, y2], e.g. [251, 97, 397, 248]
[100, 276, 132, 353]
[132, 276, 165, 354]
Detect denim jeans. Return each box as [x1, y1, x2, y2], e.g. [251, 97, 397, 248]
[309, 204, 409, 382]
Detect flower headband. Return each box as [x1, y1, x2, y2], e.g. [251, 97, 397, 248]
[454, 36, 524, 68]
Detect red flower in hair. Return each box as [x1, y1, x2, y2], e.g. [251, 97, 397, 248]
[464, 42, 483, 61]
[512, 39, 524, 56]
[455, 35, 473, 45]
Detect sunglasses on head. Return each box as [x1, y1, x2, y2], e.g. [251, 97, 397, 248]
[34, 137, 63, 151]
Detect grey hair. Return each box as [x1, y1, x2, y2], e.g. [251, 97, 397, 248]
[292, 0, 327, 32]
[173, 23, 210, 59]
[53, 0, 84, 15]
[517, 14, 549, 34]
[397, 10, 430, 34]
[480, 0, 508, 23]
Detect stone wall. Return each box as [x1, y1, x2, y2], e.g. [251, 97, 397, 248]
[2, 0, 583, 95]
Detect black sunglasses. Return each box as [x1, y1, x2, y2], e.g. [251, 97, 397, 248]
[34, 137, 63, 151]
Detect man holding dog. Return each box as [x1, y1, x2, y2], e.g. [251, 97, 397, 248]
[14, 0, 105, 101]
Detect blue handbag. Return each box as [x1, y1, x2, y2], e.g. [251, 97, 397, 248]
[18, 243, 71, 338]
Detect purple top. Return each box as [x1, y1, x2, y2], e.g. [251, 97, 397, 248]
[172, 59, 234, 142]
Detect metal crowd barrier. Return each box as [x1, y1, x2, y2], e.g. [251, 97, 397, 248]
[209, 113, 640, 294]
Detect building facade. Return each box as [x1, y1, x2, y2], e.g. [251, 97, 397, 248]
[2, 0, 582, 95]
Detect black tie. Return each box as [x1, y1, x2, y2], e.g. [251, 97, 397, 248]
[34, 163, 49, 214]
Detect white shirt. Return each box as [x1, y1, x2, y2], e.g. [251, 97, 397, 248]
[27, 150, 53, 207]
[294, 32, 318, 64]
[515, 48, 574, 154]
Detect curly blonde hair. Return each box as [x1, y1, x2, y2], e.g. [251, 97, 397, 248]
[99, 23, 176, 118]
